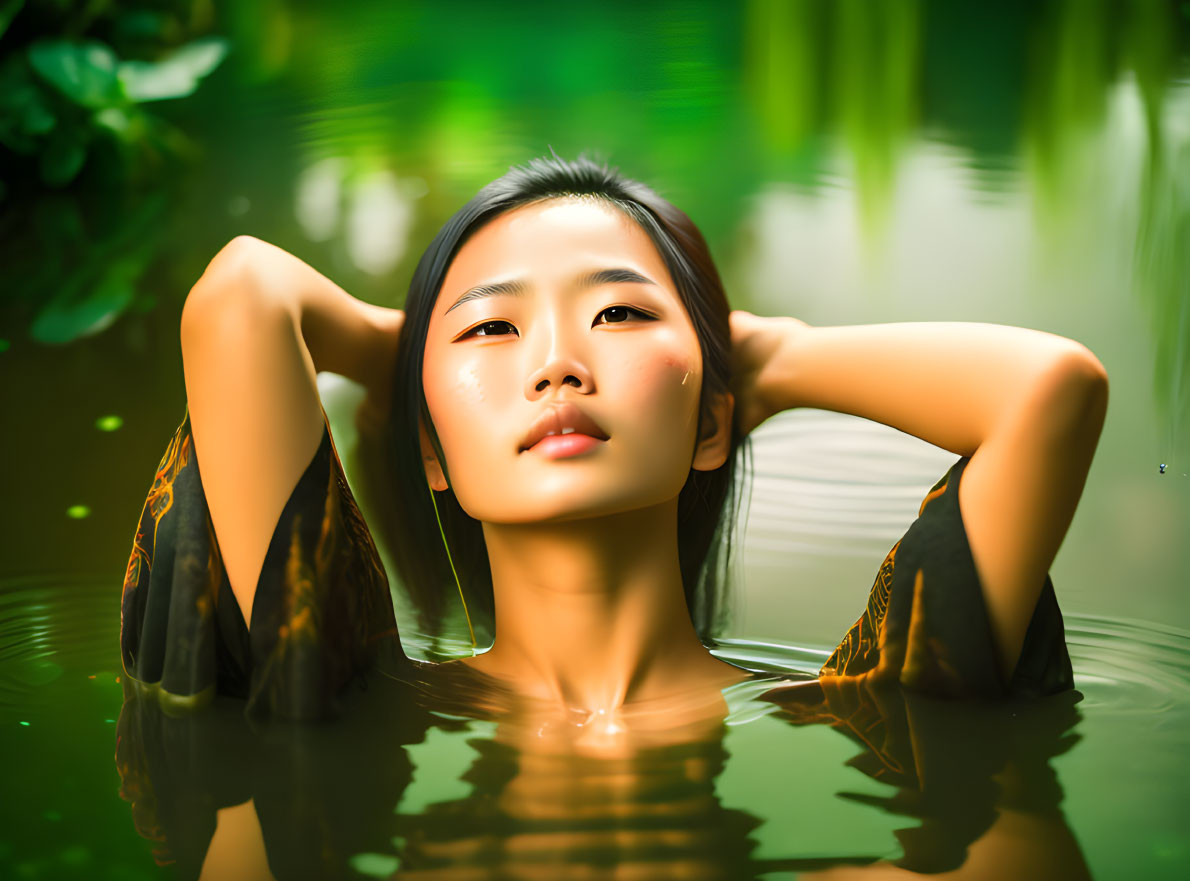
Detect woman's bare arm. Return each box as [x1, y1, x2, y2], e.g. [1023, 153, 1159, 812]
[800, 803, 1092, 880]
[754, 319, 1109, 682]
[179, 236, 403, 628]
[199, 799, 277, 881]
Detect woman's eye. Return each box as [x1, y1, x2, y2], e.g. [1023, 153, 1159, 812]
[465, 320, 517, 338]
[594, 305, 652, 326]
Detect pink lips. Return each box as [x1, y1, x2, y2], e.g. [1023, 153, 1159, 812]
[524, 433, 605, 459]
[518, 401, 610, 455]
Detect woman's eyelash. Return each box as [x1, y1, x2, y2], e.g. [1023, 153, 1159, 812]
[461, 306, 654, 338]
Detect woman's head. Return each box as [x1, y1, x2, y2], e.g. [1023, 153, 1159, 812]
[383, 155, 750, 647]
[419, 194, 733, 524]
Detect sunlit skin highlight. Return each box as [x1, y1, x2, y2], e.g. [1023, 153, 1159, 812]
[419, 198, 746, 717]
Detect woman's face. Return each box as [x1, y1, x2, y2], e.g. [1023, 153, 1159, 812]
[420, 196, 730, 524]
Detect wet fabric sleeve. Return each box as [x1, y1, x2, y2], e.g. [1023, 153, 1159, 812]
[819, 455, 1075, 699]
[119, 404, 409, 721]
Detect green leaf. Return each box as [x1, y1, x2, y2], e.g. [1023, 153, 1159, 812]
[93, 106, 132, 136]
[19, 91, 56, 135]
[39, 124, 86, 186]
[27, 40, 120, 109]
[0, 55, 56, 149]
[31, 257, 140, 343]
[0, 90, 55, 154]
[118, 37, 230, 103]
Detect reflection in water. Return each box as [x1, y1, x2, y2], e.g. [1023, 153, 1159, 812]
[743, 0, 923, 246]
[1134, 92, 1190, 468]
[114, 670, 432, 880]
[115, 655, 1091, 880]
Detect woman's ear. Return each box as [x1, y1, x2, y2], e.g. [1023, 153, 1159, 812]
[418, 416, 450, 492]
[691, 391, 734, 472]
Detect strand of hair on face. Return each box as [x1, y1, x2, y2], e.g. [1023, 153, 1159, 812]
[427, 483, 477, 651]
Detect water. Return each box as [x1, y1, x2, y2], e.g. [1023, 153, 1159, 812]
[2, 0, 1189, 877]
[1, 572, 1187, 878]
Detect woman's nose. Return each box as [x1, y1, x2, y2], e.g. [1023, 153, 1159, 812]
[523, 315, 595, 397]
[525, 355, 594, 396]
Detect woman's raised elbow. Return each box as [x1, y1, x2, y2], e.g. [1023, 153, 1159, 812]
[1057, 343, 1110, 406]
[1041, 344, 1110, 439]
[181, 236, 277, 333]
[197, 235, 270, 292]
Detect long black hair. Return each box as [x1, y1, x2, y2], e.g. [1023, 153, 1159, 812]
[364, 154, 752, 653]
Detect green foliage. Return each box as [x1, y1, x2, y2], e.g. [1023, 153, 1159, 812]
[12, 190, 169, 344]
[28, 39, 122, 109]
[0, 1, 228, 345]
[0, 33, 227, 187]
[119, 36, 227, 102]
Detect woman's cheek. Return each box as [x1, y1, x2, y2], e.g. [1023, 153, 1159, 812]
[424, 356, 477, 455]
[433, 355, 487, 405]
[630, 351, 699, 403]
[432, 356, 489, 417]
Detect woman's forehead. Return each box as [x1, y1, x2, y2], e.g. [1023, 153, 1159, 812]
[438, 198, 675, 305]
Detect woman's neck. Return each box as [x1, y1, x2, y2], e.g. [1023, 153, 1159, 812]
[464, 498, 740, 714]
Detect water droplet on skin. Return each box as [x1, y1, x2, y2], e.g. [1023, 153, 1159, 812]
[455, 364, 485, 403]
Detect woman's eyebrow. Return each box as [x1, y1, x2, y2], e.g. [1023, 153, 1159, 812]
[444, 267, 658, 314]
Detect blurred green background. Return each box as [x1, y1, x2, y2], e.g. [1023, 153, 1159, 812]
[1, 0, 1188, 877]
[2, 0, 1187, 641]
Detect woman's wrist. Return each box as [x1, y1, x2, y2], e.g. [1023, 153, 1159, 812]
[758, 318, 815, 415]
[352, 302, 405, 404]
[729, 310, 813, 435]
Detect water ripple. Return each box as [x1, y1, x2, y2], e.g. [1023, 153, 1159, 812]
[3, 575, 1188, 722]
[0, 574, 121, 705]
[1064, 613, 1190, 716]
[743, 410, 959, 556]
[714, 614, 1190, 720]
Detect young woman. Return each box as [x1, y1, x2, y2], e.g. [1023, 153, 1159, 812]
[119, 155, 1108, 731]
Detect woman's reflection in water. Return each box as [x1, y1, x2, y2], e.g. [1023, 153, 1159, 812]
[115, 663, 1092, 880]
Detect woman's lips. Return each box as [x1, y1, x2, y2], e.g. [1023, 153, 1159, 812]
[523, 433, 606, 458]
[518, 402, 610, 452]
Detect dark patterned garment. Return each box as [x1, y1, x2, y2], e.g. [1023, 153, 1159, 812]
[120, 405, 408, 721]
[119, 405, 1074, 722]
[819, 455, 1074, 699]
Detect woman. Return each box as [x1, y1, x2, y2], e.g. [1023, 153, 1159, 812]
[119, 154, 1108, 728]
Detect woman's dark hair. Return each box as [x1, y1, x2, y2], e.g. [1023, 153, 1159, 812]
[369, 154, 752, 652]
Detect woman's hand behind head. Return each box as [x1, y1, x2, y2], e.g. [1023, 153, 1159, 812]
[355, 305, 406, 437]
[729, 309, 810, 437]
